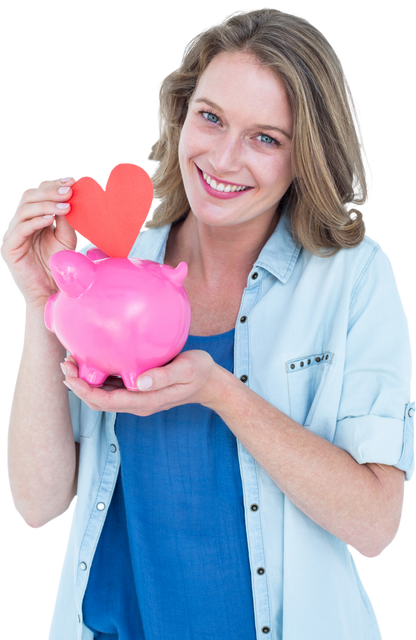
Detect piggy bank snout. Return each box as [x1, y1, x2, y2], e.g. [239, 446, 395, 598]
[49, 250, 97, 298]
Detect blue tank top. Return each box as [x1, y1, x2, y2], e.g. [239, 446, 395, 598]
[82, 329, 256, 639]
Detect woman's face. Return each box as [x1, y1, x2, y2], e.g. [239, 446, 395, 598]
[178, 51, 294, 229]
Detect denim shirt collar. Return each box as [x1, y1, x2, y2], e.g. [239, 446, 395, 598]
[129, 207, 302, 287]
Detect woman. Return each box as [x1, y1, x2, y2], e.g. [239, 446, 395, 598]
[2, 9, 413, 640]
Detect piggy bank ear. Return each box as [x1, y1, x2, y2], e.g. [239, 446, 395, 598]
[87, 248, 109, 261]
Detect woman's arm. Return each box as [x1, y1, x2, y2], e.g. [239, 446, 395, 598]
[207, 365, 404, 558]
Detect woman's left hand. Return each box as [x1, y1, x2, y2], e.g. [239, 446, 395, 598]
[61, 351, 221, 415]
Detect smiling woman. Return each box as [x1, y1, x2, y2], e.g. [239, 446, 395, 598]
[172, 46, 293, 276]
[2, 7, 414, 640]
[147, 10, 366, 256]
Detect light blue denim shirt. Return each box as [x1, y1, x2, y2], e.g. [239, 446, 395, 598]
[50, 211, 414, 640]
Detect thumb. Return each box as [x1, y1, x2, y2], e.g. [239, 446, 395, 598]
[54, 211, 78, 251]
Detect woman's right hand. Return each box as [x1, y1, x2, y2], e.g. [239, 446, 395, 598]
[1, 177, 77, 308]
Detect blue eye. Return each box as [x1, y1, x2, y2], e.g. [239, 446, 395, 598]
[199, 111, 282, 147]
[257, 133, 279, 144]
[203, 111, 219, 124]
[259, 134, 274, 144]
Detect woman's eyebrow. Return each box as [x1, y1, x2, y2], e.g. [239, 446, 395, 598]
[194, 97, 292, 140]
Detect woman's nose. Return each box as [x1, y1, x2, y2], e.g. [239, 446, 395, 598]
[208, 134, 244, 176]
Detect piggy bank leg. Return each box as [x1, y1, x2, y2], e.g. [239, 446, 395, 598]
[78, 363, 108, 388]
[121, 370, 144, 391]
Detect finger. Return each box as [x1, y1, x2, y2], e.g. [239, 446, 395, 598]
[28, 176, 77, 202]
[62, 357, 79, 378]
[17, 176, 70, 210]
[6, 176, 76, 235]
[136, 353, 195, 391]
[62, 363, 125, 391]
[64, 377, 140, 413]
[17, 200, 71, 224]
[2, 214, 58, 257]
[18, 181, 75, 220]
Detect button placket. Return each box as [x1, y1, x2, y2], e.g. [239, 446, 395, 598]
[234, 271, 271, 634]
[79, 444, 117, 571]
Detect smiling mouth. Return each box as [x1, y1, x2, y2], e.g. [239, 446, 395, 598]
[198, 167, 252, 193]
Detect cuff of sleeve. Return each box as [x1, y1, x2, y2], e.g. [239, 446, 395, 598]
[333, 402, 415, 481]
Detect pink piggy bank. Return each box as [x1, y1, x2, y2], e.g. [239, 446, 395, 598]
[44, 249, 191, 390]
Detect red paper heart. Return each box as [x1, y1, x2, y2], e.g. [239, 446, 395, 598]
[66, 164, 154, 258]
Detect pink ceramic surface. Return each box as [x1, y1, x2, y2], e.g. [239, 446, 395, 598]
[45, 250, 191, 390]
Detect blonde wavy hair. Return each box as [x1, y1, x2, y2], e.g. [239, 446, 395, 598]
[146, 8, 366, 255]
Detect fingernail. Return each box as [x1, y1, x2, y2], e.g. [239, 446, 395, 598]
[43, 214, 55, 218]
[63, 380, 73, 390]
[61, 173, 75, 182]
[137, 375, 153, 390]
[58, 186, 70, 195]
[56, 202, 70, 210]
[60, 362, 67, 376]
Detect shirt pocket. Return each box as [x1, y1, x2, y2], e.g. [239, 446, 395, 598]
[286, 352, 334, 426]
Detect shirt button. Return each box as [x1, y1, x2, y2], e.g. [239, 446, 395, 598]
[315, 357, 321, 363]
[79, 562, 87, 571]
[290, 364, 295, 370]
[250, 504, 259, 511]
[251, 272, 258, 280]
[408, 407, 415, 418]
[257, 567, 265, 575]
[262, 626, 271, 634]
[96, 502, 106, 511]
[110, 444, 117, 453]
[240, 315, 247, 323]
[240, 375, 248, 383]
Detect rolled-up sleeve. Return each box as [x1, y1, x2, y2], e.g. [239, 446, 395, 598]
[333, 246, 414, 480]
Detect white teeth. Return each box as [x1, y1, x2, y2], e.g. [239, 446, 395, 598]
[201, 170, 248, 192]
